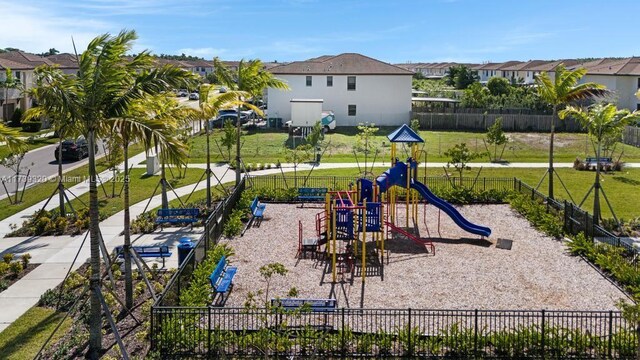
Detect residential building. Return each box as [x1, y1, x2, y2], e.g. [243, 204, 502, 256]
[268, 53, 414, 127]
[0, 51, 53, 120]
[573, 57, 640, 111]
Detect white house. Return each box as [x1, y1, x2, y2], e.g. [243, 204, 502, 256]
[267, 53, 414, 127]
[575, 57, 640, 111]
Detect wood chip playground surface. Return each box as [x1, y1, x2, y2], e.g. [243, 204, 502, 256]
[219, 204, 627, 310]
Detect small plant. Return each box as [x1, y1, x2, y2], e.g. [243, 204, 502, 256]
[0, 280, 9, 292]
[0, 262, 9, 276]
[9, 261, 23, 278]
[287, 287, 299, 297]
[3, 253, 14, 264]
[259, 262, 288, 304]
[21, 253, 31, 268]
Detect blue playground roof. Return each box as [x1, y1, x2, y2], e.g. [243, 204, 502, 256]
[387, 124, 424, 143]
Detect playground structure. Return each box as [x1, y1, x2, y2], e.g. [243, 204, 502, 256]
[300, 124, 491, 284]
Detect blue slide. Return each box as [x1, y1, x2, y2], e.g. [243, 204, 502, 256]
[373, 161, 491, 238]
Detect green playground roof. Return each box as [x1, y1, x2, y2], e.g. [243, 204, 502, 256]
[387, 124, 424, 143]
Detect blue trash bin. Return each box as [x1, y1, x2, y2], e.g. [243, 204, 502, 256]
[177, 239, 195, 266]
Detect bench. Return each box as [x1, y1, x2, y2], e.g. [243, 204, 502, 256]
[297, 187, 328, 207]
[115, 245, 172, 267]
[156, 208, 200, 229]
[585, 157, 613, 170]
[250, 197, 266, 219]
[209, 255, 237, 298]
[270, 298, 337, 312]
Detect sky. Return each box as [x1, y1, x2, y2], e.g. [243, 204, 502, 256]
[1, 0, 638, 64]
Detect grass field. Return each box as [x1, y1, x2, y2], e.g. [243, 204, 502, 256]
[186, 128, 640, 164]
[0, 307, 71, 360]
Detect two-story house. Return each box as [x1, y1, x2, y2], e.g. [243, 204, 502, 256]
[268, 53, 414, 127]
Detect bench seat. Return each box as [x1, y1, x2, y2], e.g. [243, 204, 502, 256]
[298, 188, 328, 207]
[115, 245, 172, 267]
[210, 255, 237, 299]
[156, 208, 200, 225]
[271, 298, 337, 312]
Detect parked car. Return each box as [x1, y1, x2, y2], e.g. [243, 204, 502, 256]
[54, 137, 98, 161]
[176, 90, 188, 97]
[218, 86, 227, 93]
[188, 93, 199, 100]
[209, 113, 249, 128]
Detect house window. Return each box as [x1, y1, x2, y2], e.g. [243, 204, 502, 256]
[14, 71, 21, 83]
[327, 76, 333, 87]
[347, 76, 356, 91]
[348, 104, 356, 116]
[637, 77, 640, 89]
[306, 76, 312, 87]
[637, 104, 640, 111]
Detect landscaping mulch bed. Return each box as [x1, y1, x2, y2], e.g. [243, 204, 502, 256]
[0, 263, 39, 293]
[220, 203, 627, 310]
[36, 262, 174, 359]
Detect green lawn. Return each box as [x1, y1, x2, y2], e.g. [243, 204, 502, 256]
[63, 167, 208, 220]
[0, 306, 72, 360]
[186, 128, 640, 164]
[0, 136, 58, 159]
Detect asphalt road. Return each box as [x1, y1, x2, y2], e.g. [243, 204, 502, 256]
[0, 141, 108, 200]
[0, 97, 205, 200]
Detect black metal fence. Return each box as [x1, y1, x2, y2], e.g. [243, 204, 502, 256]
[151, 307, 634, 358]
[155, 178, 245, 307]
[151, 175, 638, 358]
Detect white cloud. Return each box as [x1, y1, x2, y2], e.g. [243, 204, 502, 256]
[0, 1, 111, 53]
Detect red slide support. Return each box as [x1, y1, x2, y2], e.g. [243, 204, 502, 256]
[385, 221, 435, 254]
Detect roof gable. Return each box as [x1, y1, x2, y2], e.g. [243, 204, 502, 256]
[387, 124, 424, 143]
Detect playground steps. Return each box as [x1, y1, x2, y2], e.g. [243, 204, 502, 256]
[385, 221, 435, 255]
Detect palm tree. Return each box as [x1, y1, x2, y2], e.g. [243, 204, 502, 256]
[113, 95, 187, 310]
[191, 84, 242, 207]
[560, 104, 640, 225]
[213, 58, 289, 184]
[1, 68, 22, 122]
[28, 30, 197, 358]
[25, 66, 81, 217]
[534, 64, 608, 199]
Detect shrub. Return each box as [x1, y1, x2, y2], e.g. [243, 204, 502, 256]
[0, 262, 9, 276]
[21, 121, 42, 132]
[55, 217, 68, 234]
[21, 253, 31, 268]
[131, 211, 157, 234]
[9, 108, 23, 127]
[223, 209, 244, 237]
[3, 253, 14, 264]
[9, 261, 23, 277]
[0, 280, 8, 292]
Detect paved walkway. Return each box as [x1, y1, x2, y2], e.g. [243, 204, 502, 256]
[1, 158, 639, 331]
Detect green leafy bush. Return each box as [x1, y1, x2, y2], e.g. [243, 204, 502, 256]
[508, 193, 564, 239]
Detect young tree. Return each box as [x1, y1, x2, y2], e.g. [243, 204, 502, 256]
[356, 122, 379, 169]
[535, 64, 608, 199]
[305, 121, 325, 162]
[220, 120, 237, 162]
[284, 144, 312, 188]
[444, 143, 484, 186]
[410, 119, 421, 133]
[0, 150, 30, 204]
[258, 262, 288, 305]
[485, 117, 508, 162]
[560, 103, 640, 225]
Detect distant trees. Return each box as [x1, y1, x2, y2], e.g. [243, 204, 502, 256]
[487, 77, 510, 96]
[444, 65, 479, 89]
[38, 48, 59, 56]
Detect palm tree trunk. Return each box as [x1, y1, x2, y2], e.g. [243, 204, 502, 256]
[548, 106, 556, 199]
[161, 159, 168, 209]
[123, 141, 133, 309]
[206, 119, 211, 208]
[87, 128, 103, 359]
[593, 143, 602, 226]
[58, 137, 65, 217]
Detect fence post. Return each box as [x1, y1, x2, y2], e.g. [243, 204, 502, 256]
[474, 309, 478, 359]
[608, 310, 613, 359]
[150, 307, 155, 353]
[541, 310, 545, 359]
[207, 306, 211, 355]
[341, 308, 346, 358]
[408, 308, 412, 357]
